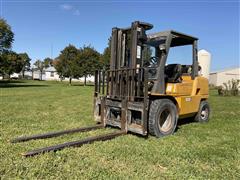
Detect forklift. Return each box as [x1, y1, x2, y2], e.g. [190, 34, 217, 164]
[11, 21, 210, 157]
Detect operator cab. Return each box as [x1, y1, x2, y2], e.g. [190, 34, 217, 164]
[144, 30, 198, 81]
[109, 21, 199, 95]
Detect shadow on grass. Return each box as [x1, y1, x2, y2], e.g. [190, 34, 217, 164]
[0, 80, 26, 84]
[72, 84, 94, 87]
[100, 117, 196, 138]
[176, 117, 196, 132]
[0, 84, 49, 88]
[178, 117, 195, 126]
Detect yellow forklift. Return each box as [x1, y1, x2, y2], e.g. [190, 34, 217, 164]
[12, 21, 210, 156]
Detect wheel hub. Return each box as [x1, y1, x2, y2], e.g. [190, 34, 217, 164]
[200, 106, 209, 120]
[158, 109, 172, 132]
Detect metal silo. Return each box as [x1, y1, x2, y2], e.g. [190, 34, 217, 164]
[198, 49, 211, 79]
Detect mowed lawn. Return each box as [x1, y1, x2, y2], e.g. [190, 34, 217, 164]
[0, 80, 239, 179]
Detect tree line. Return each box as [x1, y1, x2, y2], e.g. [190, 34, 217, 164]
[0, 19, 31, 79]
[0, 18, 110, 85]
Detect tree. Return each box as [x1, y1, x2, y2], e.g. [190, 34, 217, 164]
[43, 57, 53, 68]
[33, 58, 54, 80]
[56, 44, 81, 85]
[0, 18, 14, 53]
[18, 53, 31, 78]
[0, 18, 16, 79]
[79, 45, 100, 86]
[34, 60, 44, 80]
[100, 46, 110, 69]
[53, 58, 64, 81]
[0, 51, 24, 79]
[100, 39, 111, 69]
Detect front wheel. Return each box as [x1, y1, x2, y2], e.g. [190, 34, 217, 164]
[194, 100, 210, 123]
[148, 99, 178, 138]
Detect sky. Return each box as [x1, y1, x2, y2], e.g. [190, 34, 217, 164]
[1, 0, 239, 71]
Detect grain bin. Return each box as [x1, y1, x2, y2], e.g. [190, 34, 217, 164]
[198, 49, 211, 79]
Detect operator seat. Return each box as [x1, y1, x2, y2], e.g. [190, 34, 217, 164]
[164, 64, 182, 83]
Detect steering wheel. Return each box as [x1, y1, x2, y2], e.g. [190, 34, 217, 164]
[148, 56, 159, 67]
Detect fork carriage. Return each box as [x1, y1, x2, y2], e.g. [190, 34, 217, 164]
[94, 67, 149, 135]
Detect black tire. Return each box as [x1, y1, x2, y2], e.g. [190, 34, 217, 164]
[194, 100, 210, 123]
[148, 99, 178, 138]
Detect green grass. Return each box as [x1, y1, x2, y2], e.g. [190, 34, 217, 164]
[0, 80, 239, 179]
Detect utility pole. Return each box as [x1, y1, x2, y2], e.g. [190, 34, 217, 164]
[51, 43, 53, 59]
[0, 0, 2, 18]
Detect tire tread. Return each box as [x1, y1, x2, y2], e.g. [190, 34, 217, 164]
[148, 99, 177, 137]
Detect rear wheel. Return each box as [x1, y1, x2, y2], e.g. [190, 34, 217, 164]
[148, 99, 178, 138]
[194, 100, 210, 122]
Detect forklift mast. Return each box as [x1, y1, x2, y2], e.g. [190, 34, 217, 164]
[94, 21, 155, 135]
[110, 21, 153, 70]
[106, 21, 153, 99]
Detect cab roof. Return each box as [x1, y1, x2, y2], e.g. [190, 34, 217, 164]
[147, 30, 198, 47]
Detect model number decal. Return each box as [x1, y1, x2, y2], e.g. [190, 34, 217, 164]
[166, 85, 172, 92]
[185, 97, 192, 102]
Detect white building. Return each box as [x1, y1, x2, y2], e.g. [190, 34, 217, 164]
[31, 66, 94, 82]
[79, 75, 95, 83]
[10, 73, 20, 79]
[209, 67, 240, 86]
[33, 70, 42, 80]
[31, 67, 60, 81]
[63, 75, 94, 82]
[44, 67, 59, 81]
